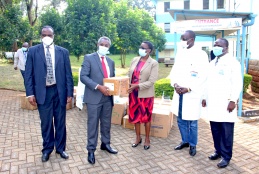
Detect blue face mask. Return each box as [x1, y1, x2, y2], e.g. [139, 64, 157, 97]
[22, 47, 27, 52]
[212, 47, 223, 57]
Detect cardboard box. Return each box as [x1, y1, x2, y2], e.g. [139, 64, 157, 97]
[66, 94, 76, 110]
[153, 103, 174, 128]
[140, 108, 172, 138]
[112, 101, 127, 125]
[20, 94, 37, 110]
[103, 77, 129, 96]
[122, 115, 135, 130]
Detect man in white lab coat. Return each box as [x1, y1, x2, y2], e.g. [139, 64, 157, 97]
[170, 30, 209, 156]
[202, 38, 242, 168]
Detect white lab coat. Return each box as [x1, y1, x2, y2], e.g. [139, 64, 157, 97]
[170, 45, 209, 120]
[204, 54, 242, 122]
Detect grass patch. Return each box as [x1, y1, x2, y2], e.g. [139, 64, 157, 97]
[0, 54, 171, 90]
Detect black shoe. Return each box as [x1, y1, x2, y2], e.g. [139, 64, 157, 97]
[208, 153, 221, 160]
[144, 145, 150, 150]
[56, 151, 69, 159]
[217, 159, 229, 168]
[88, 152, 95, 164]
[42, 153, 50, 162]
[174, 142, 189, 150]
[132, 138, 142, 147]
[189, 146, 196, 156]
[100, 143, 118, 154]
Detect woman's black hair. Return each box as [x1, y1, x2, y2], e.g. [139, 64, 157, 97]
[142, 41, 154, 52]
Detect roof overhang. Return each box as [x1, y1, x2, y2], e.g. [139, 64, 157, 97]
[168, 9, 254, 36]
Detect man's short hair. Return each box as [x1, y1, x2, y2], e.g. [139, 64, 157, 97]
[41, 25, 55, 34]
[185, 30, 196, 40]
[219, 38, 229, 48]
[98, 36, 111, 46]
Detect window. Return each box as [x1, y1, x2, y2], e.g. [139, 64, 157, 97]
[164, 2, 170, 12]
[203, 0, 209, 9]
[164, 23, 170, 33]
[217, 0, 225, 9]
[184, 0, 190, 10]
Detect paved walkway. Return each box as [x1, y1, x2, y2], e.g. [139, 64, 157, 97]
[0, 89, 259, 174]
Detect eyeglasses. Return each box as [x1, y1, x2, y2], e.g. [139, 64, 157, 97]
[139, 47, 149, 50]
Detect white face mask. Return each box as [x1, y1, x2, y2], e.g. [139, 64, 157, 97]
[98, 46, 109, 56]
[180, 40, 189, 49]
[42, 36, 54, 46]
[139, 49, 147, 57]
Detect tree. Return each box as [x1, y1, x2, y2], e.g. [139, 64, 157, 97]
[24, 0, 38, 26]
[0, 5, 31, 52]
[113, 1, 166, 68]
[39, 8, 64, 46]
[65, 0, 116, 60]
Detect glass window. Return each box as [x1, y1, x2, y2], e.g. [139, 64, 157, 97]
[164, 2, 170, 12]
[217, 0, 225, 9]
[164, 23, 170, 33]
[203, 0, 209, 9]
[184, 0, 190, 10]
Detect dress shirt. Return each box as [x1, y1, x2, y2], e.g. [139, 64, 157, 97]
[43, 43, 56, 85]
[95, 53, 110, 90]
[14, 48, 27, 71]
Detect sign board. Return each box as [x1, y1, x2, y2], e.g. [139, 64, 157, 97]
[172, 18, 242, 33]
[242, 109, 259, 117]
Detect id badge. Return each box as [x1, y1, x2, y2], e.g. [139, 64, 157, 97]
[190, 71, 198, 77]
[218, 69, 224, 75]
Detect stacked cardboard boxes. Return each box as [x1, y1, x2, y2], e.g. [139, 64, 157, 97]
[140, 108, 172, 138]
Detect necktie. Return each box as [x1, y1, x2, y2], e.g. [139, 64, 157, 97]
[101, 56, 108, 78]
[46, 46, 54, 84]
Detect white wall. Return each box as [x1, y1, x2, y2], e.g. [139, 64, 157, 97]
[249, 0, 259, 59]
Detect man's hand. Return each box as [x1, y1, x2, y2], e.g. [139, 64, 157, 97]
[14, 67, 17, 70]
[28, 96, 37, 106]
[128, 84, 139, 93]
[67, 97, 72, 103]
[227, 101, 236, 113]
[98, 85, 111, 96]
[202, 99, 206, 107]
[174, 83, 188, 95]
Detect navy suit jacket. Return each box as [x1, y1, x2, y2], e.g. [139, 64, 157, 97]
[80, 52, 115, 105]
[25, 44, 74, 106]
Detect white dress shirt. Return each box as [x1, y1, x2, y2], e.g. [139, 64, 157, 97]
[97, 52, 110, 77]
[43, 44, 56, 85]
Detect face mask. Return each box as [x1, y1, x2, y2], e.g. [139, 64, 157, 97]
[139, 49, 147, 57]
[212, 47, 223, 57]
[21, 47, 27, 52]
[180, 40, 189, 49]
[42, 36, 54, 46]
[98, 46, 109, 56]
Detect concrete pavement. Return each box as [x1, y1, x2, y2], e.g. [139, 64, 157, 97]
[0, 89, 259, 174]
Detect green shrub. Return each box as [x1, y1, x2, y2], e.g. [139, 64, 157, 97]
[73, 72, 79, 86]
[243, 74, 252, 93]
[154, 78, 174, 99]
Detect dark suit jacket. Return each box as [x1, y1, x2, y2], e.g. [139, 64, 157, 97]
[25, 44, 74, 106]
[80, 52, 115, 105]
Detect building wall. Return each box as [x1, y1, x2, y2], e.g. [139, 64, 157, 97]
[154, 0, 258, 60]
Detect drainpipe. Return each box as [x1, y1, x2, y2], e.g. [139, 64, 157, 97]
[238, 14, 257, 117]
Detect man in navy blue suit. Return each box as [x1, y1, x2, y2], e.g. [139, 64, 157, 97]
[25, 26, 74, 162]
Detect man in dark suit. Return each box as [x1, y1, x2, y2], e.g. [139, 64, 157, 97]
[25, 26, 74, 162]
[80, 36, 117, 165]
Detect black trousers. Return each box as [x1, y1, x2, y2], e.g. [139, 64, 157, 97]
[37, 85, 67, 154]
[210, 121, 234, 161]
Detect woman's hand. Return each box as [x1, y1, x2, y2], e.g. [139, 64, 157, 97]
[128, 84, 139, 93]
